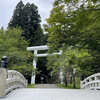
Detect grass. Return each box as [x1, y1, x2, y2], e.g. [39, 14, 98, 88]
[57, 77, 80, 89]
[57, 83, 80, 89]
[27, 84, 35, 88]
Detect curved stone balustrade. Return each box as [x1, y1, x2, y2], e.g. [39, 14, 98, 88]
[5, 70, 27, 95]
[80, 73, 100, 90]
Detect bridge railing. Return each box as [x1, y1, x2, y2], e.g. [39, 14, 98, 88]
[5, 70, 27, 95]
[80, 73, 100, 90]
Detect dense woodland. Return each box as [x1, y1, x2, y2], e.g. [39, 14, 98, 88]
[0, 1, 47, 83]
[0, 0, 100, 87]
[44, 0, 100, 87]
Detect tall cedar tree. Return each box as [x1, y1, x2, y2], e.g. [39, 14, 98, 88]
[8, 1, 47, 46]
[8, 1, 49, 83]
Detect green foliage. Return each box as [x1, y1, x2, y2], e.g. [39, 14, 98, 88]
[27, 84, 35, 88]
[46, 0, 100, 50]
[45, 0, 100, 82]
[8, 1, 48, 83]
[8, 1, 47, 46]
[0, 28, 33, 81]
[57, 79, 80, 89]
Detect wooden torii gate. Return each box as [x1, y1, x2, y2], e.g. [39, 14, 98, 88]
[27, 45, 63, 84]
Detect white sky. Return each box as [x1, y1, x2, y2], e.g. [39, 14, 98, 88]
[0, 0, 54, 29]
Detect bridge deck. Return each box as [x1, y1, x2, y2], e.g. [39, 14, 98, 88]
[1, 88, 100, 100]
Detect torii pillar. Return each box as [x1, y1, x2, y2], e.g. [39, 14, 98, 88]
[27, 45, 63, 84]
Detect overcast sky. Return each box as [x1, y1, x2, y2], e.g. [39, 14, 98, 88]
[0, 0, 54, 29]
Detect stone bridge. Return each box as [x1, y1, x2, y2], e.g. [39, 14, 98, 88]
[0, 68, 27, 97]
[0, 68, 100, 100]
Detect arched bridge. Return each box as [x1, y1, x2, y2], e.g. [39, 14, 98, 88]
[0, 68, 27, 97]
[0, 69, 100, 100]
[6, 70, 27, 94]
[81, 73, 100, 90]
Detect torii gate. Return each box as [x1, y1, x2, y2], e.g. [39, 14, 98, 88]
[27, 45, 64, 84]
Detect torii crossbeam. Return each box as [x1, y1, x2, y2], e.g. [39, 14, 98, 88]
[27, 45, 63, 84]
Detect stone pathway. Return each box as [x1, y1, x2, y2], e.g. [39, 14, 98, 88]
[1, 88, 100, 100]
[35, 84, 57, 88]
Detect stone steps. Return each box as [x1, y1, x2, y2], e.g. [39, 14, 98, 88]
[35, 84, 57, 88]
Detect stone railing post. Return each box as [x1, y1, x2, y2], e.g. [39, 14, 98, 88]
[0, 68, 7, 97]
[0, 56, 8, 97]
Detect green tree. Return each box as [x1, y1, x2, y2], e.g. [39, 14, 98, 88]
[8, 1, 48, 83]
[45, 0, 100, 81]
[8, 1, 24, 28]
[8, 1, 46, 46]
[0, 28, 33, 82]
[46, 0, 100, 49]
